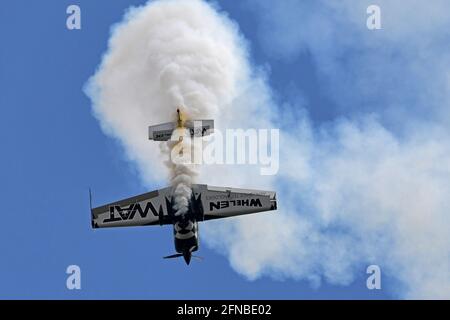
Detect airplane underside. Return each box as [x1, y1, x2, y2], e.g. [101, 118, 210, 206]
[164, 217, 199, 265]
[90, 108, 277, 265]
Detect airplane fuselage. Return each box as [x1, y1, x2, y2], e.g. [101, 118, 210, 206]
[172, 216, 199, 265]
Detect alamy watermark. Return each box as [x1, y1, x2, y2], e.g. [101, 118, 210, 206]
[169, 125, 280, 176]
[66, 5, 81, 30]
[367, 4, 382, 30]
[366, 264, 382, 290]
[66, 265, 81, 290]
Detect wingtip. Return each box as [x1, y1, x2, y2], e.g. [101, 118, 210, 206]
[89, 187, 97, 228]
[89, 187, 93, 210]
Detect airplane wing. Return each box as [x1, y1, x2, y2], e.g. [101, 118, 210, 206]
[184, 120, 214, 137]
[91, 187, 173, 228]
[197, 185, 277, 221]
[148, 122, 176, 141]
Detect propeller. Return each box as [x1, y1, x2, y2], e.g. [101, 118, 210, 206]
[163, 253, 183, 259]
[163, 252, 203, 264]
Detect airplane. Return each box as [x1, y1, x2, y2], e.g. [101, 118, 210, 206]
[90, 109, 277, 265]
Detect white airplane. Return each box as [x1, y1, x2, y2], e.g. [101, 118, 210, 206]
[91, 109, 277, 264]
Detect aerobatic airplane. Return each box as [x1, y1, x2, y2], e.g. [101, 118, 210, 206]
[90, 109, 277, 264]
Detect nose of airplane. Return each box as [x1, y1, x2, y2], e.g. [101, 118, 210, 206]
[183, 251, 191, 265]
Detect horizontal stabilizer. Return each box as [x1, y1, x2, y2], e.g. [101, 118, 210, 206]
[149, 120, 214, 141]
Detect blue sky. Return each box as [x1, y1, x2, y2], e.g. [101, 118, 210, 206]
[2, 0, 441, 299]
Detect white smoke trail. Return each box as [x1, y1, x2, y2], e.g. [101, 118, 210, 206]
[86, 0, 450, 298]
[85, 0, 249, 215]
[166, 127, 196, 216]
